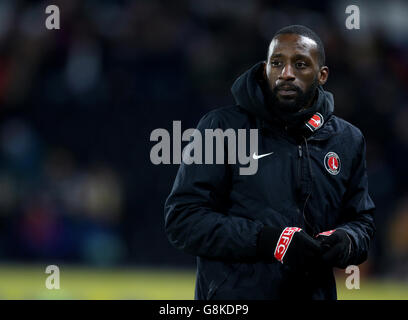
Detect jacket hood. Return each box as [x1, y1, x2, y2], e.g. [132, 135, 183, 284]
[231, 62, 334, 135]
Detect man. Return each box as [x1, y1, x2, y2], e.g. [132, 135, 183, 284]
[164, 25, 375, 300]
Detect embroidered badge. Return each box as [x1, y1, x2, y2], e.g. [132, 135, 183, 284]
[305, 112, 324, 132]
[324, 152, 341, 175]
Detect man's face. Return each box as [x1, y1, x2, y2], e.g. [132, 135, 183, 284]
[264, 33, 328, 112]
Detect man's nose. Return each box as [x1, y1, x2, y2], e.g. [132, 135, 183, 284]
[279, 64, 295, 81]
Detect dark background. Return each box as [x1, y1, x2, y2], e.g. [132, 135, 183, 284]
[0, 0, 407, 280]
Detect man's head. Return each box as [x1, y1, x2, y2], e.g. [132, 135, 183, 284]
[263, 25, 329, 113]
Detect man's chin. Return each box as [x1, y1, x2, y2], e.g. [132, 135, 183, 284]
[276, 99, 302, 113]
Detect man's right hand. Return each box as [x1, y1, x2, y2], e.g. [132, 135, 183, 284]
[258, 226, 322, 269]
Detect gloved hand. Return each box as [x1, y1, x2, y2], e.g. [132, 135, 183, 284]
[316, 229, 352, 269]
[257, 226, 322, 269]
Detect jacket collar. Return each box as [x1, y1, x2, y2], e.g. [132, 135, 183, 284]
[232, 62, 335, 141]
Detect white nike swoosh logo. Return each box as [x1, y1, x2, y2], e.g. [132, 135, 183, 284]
[252, 152, 274, 160]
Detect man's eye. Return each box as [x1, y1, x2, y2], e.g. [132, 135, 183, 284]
[296, 62, 307, 68]
[270, 61, 281, 67]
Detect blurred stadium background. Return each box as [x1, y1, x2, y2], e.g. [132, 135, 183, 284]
[0, 0, 407, 299]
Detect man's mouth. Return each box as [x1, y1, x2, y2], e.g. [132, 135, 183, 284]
[277, 88, 298, 97]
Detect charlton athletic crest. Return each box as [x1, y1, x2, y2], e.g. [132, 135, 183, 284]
[324, 152, 341, 175]
[305, 112, 324, 132]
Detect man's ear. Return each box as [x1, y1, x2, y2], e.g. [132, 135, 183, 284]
[318, 66, 329, 85]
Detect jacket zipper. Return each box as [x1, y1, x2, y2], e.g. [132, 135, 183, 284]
[297, 144, 314, 234]
[297, 145, 303, 190]
[297, 144, 303, 203]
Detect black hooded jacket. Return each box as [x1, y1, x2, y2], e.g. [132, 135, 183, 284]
[164, 62, 375, 300]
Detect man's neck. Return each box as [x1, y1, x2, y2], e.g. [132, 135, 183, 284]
[298, 90, 318, 113]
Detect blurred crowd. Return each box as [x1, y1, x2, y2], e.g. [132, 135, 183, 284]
[0, 0, 406, 278]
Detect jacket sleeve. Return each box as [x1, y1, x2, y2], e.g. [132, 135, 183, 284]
[337, 134, 376, 266]
[164, 112, 264, 262]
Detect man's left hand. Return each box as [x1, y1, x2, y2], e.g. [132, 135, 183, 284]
[316, 229, 352, 269]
